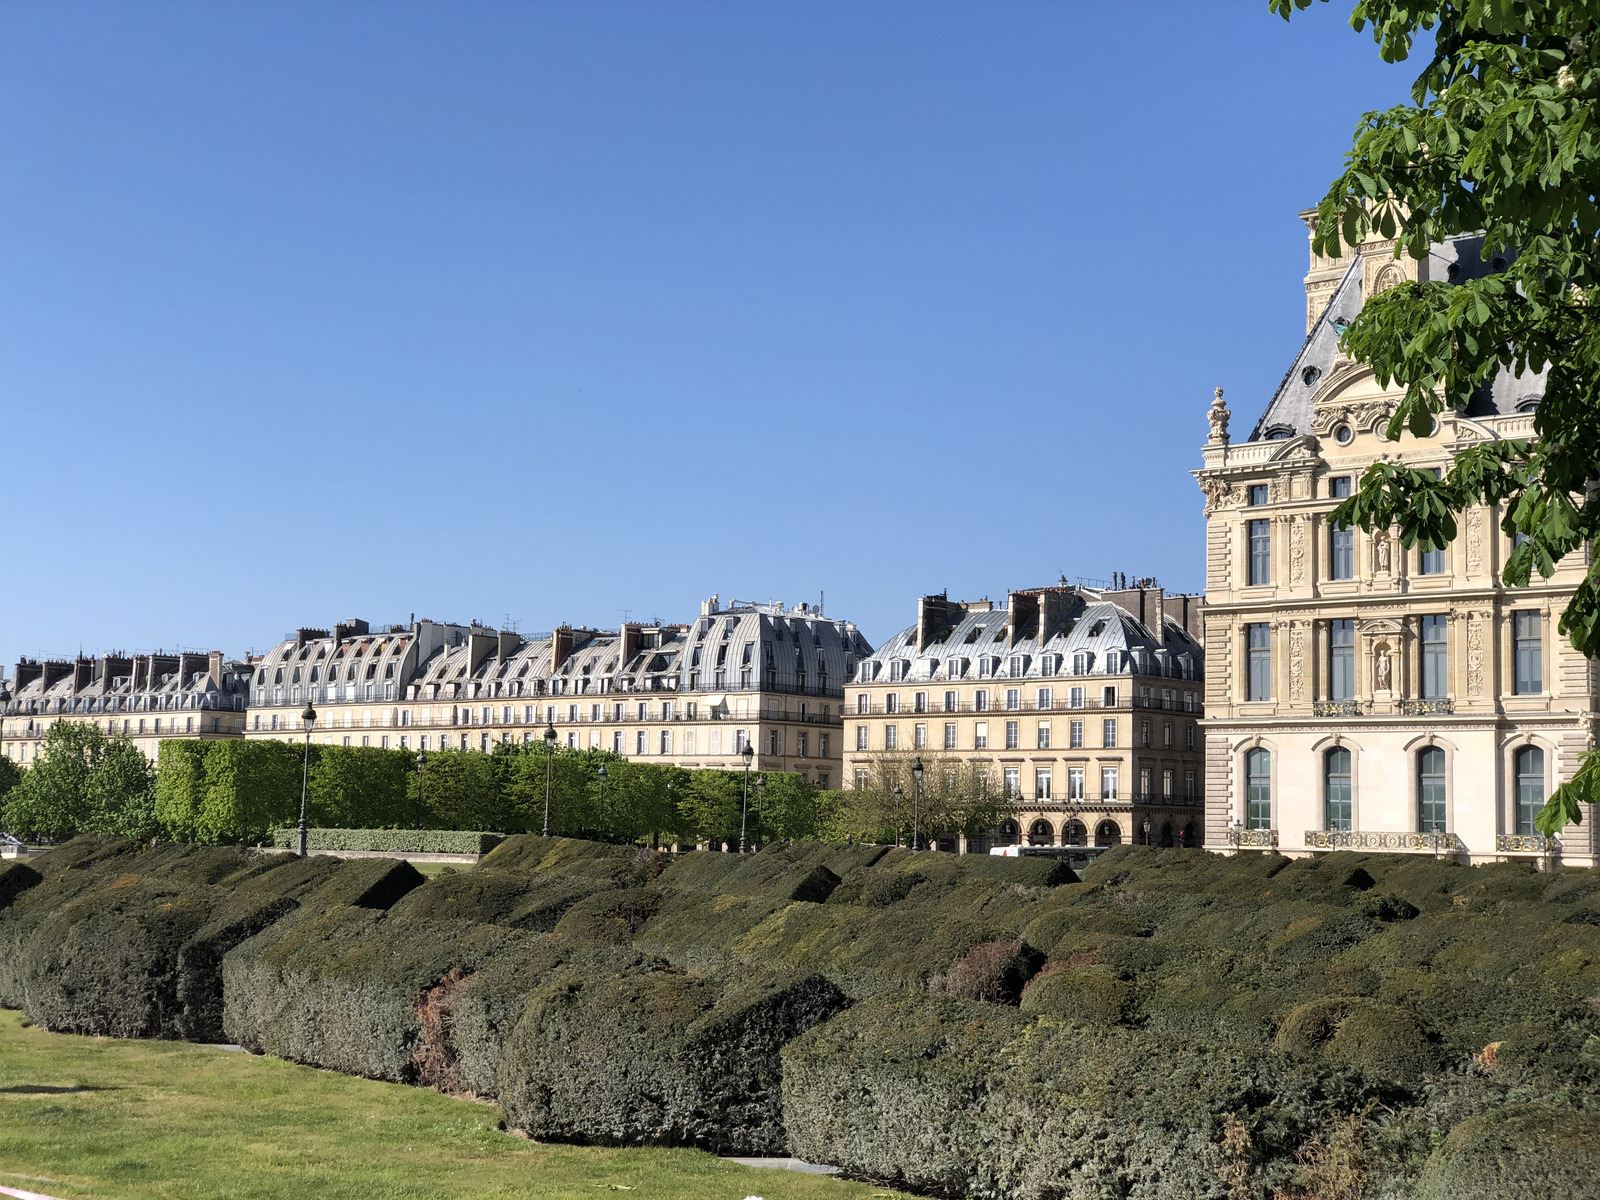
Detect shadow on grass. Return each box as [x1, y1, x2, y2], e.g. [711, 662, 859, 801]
[0, 1084, 119, 1094]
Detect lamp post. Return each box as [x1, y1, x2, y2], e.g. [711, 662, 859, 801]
[1143, 817, 1151, 847]
[542, 720, 558, 837]
[414, 749, 426, 828]
[893, 785, 905, 847]
[910, 756, 924, 852]
[596, 764, 608, 841]
[740, 740, 754, 853]
[296, 701, 317, 857]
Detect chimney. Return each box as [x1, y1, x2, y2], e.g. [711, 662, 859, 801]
[551, 626, 575, 674]
[72, 657, 93, 692]
[177, 652, 207, 688]
[1163, 594, 1205, 644]
[1006, 591, 1042, 648]
[468, 628, 497, 675]
[98, 654, 133, 692]
[620, 624, 643, 667]
[297, 627, 330, 649]
[916, 594, 954, 652]
[701, 593, 721, 617]
[41, 660, 74, 689]
[497, 630, 523, 662]
[1038, 586, 1076, 643]
[13, 660, 41, 691]
[333, 618, 369, 643]
[208, 650, 224, 686]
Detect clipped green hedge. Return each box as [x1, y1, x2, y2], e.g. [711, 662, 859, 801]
[270, 827, 506, 855]
[0, 859, 41, 909]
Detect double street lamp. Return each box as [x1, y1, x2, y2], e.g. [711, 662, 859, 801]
[296, 701, 317, 857]
[541, 721, 558, 838]
[739, 740, 754, 853]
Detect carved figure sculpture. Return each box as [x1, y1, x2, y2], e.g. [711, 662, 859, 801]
[1375, 533, 1392, 574]
[1375, 648, 1393, 691]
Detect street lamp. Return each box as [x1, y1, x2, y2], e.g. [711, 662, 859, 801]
[740, 740, 755, 854]
[296, 701, 317, 857]
[596, 764, 608, 841]
[893, 785, 905, 847]
[415, 749, 426, 828]
[910, 756, 924, 852]
[542, 721, 558, 838]
[1143, 817, 1152, 847]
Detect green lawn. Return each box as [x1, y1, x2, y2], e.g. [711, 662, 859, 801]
[0, 1010, 902, 1200]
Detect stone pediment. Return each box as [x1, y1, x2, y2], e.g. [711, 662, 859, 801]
[1357, 617, 1405, 636]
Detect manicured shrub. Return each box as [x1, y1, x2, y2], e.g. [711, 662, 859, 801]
[1019, 962, 1135, 1023]
[498, 962, 848, 1153]
[1274, 996, 1438, 1083]
[1416, 1104, 1600, 1200]
[0, 860, 41, 909]
[195, 740, 302, 844]
[926, 938, 1043, 1005]
[269, 827, 505, 855]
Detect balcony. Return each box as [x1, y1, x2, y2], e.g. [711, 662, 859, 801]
[1399, 698, 1454, 716]
[1312, 700, 1364, 717]
[1495, 834, 1553, 854]
[1304, 830, 1462, 853]
[1226, 828, 1279, 849]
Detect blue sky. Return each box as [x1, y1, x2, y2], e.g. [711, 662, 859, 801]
[0, 2, 1415, 662]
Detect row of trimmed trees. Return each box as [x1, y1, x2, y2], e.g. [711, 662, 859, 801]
[0, 726, 1013, 848]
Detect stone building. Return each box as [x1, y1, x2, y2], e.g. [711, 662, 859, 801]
[1, 650, 251, 763]
[1195, 212, 1597, 865]
[245, 596, 870, 786]
[844, 583, 1204, 851]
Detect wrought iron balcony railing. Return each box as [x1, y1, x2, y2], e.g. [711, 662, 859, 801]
[1304, 829, 1462, 853]
[1398, 698, 1454, 715]
[1495, 834, 1553, 854]
[1226, 828, 1279, 849]
[1312, 700, 1364, 717]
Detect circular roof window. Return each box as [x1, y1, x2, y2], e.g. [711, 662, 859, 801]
[1333, 424, 1354, 445]
[1302, 365, 1322, 386]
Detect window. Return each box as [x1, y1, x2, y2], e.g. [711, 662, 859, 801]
[1102, 718, 1117, 748]
[1140, 718, 1151, 747]
[1330, 522, 1354, 580]
[1422, 615, 1448, 698]
[1005, 720, 1019, 750]
[1036, 721, 1051, 749]
[914, 692, 928, 713]
[1101, 767, 1119, 800]
[1035, 769, 1052, 800]
[885, 725, 898, 750]
[1069, 719, 1083, 748]
[1329, 620, 1355, 700]
[974, 690, 989, 712]
[1247, 623, 1272, 701]
[819, 733, 829, 757]
[1329, 476, 1352, 499]
[1249, 484, 1269, 506]
[734, 729, 749, 753]
[1036, 687, 1052, 709]
[660, 730, 673, 754]
[885, 694, 899, 714]
[1325, 747, 1353, 831]
[1164, 720, 1173, 748]
[914, 723, 928, 749]
[974, 721, 988, 749]
[943, 690, 957, 712]
[1186, 722, 1196, 751]
[1185, 769, 1196, 798]
[855, 768, 870, 790]
[1418, 747, 1447, 833]
[1005, 689, 1020, 710]
[636, 730, 648, 754]
[1067, 767, 1085, 800]
[856, 725, 869, 750]
[768, 728, 781, 755]
[1069, 686, 1085, 708]
[1515, 745, 1545, 836]
[1246, 748, 1271, 829]
[944, 722, 957, 749]
[1249, 519, 1272, 585]
[1419, 541, 1446, 575]
[1514, 611, 1543, 694]
[857, 693, 870, 714]
[613, 730, 624, 752]
[1003, 768, 1020, 797]
[1102, 685, 1117, 707]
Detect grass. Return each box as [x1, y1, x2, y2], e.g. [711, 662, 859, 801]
[0, 1011, 905, 1200]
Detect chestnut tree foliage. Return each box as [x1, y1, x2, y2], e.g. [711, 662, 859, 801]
[1276, 0, 1600, 833]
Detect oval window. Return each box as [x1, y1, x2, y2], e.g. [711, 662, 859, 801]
[1334, 425, 1354, 445]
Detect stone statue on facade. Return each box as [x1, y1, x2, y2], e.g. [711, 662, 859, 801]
[1375, 649, 1393, 691]
[1374, 532, 1392, 574]
[1207, 387, 1230, 445]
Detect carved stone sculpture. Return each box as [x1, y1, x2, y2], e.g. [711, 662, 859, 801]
[1207, 387, 1230, 444]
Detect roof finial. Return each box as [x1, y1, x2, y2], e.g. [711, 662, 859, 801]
[1207, 386, 1230, 445]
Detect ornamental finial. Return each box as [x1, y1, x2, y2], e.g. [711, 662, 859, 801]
[1207, 386, 1230, 445]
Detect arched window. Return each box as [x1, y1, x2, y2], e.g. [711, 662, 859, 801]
[1028, 819, 1054, 846]
[1246, 747, 1272, 829]
[1062, 819, 1087, 846]
[1418, 747, 1447, 833]
[1515, 746, 1545, 836]
[1325, 748, 1353, 831]
[1094, 819, 1122, 847]
[996, 819, 1020, 847]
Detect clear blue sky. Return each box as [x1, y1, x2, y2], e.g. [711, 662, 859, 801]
[0, 2, 1414, 663]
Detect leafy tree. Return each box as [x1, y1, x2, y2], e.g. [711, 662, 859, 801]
[1276, 0, 1600, 834]
[0, 755, 22, 821]
[2, 723, 155, 840]
[194, 739, 302, 844]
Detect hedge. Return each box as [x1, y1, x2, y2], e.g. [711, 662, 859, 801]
[270, 828, 506, 855]
[0, 859, 41, 909]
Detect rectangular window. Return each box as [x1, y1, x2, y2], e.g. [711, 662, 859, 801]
[1419, 747, 1447, 833]
[855, 768, 871, 790]
[974, 721, 988, 749]
[885, 694, 899, 714]
[914, 722, 927, 749]
[1069, 687, 1085, 709]
[1036, 721, 1050, 749]
[819, 733, 829, 757]
[1102, 718, 1117, 748]
[1514, 611, 1543, 694]
[1164, 721, 1173, 748]
[856, 693, 870, 714]
[1247, 623, 1272, 701]
[636, 730, 647, 754]
[1069, 719, 1083, 748]
[1003, 768, 1020, 797]
[1140, 719, 1151, 747]
[914, 692, 927, 713]
[1035, 769, 1051, 800]
[1249, 484, 1269, 506]
[1419, 543, 1446, 575]
[1330, 619, 1355, 700]
[1140, 768, 1152, 798]
[1184, 769, 1196, 798]
[1036, 688, 1052, 709]
[944, 722, 957, 749]
[1005, 720, 1019, 749]
[1102, 685, 1117, 707]
[1005, 689, 1020, 710]
[661, 730, 673, 754]
[885, 725, 898, 750]
[974, 690, 989, 712]
[1246, 747, 1271, 829]
[1325, 748, 1352, 831]
[1185, 722, 1195, 751]
[1249, 519, 1272, 585]
[1162, 769, 1174, 797]
[734, 729, 749, 753]
[685, 730, 696, 754]
[943, 690, 957, 712]
[1101, 767, 1119, 800]
[856, 725, 869, 750]
[1067, 767, 1085, 799]
[613, 731, 624, 752]
[1329, 476, 1352, 499]
[1330, 523, 1354, 580]
[1421, 615, 1448, 699]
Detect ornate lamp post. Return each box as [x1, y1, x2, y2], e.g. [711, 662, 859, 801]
[296, 701, 318, 857]
[414, 749, 426, 828]
[1143, 817, 1152, 847]
[597, 763, 608, 841]
[740, 740, 755, 853]
[893, 785, 905, 847]
[910, 756, 924, 852]
[542, 720, 558, 837]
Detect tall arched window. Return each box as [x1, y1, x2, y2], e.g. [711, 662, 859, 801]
[1325, 748, 1352, 831]
[1418, 747, 1447, 833]
[1515, 746, 1546, 836]
[1246, 748, 1272, 830]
